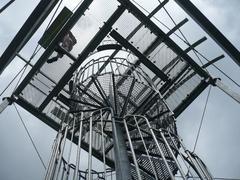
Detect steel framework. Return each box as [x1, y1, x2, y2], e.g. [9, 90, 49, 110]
[0, 0, 240, 179]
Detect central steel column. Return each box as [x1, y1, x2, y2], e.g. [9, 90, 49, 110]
[111, 114, 132, 180]
[110, 74, 131, 180]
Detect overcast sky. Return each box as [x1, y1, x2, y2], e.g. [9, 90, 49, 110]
[0, 0, 240, 180]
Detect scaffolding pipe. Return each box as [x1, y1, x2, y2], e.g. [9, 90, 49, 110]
[167, 131, 195, 179]
[179, 139, 206, 179]
[45, 107, 64, 180]
[110, 108, 131, 180]
[88, 112, 94, 180]
[159, 129, 186, 179]
[64, 116, 76, 180]
[123, 119, 142, 180]
[140, 115, 175, 180]
[100, 109, 107, 179]
[53, 120, 69, 180]
[73, 113, 83, 180]
[132, 116, 159, 179]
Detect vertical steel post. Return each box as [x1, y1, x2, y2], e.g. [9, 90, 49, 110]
[111, 72, 132, 180]
[45, 127, 63, 180]
[132, 116, 159, 179]
[167, 131, 195, 179]
[64, 116, 76, 180]
[194, 155, 213, 180]
[53, 119, 69, 180]
[179, 139, 206, 179]
[73, 113, 83, 180]
[45, 107, 64, 180]
[88, 112, 93, 180]
[159, 129, 186, 179]
[100, 109, 107, 179]
[123, 119, 142, 180]
[110, 108, 131, 180]
[141, 115, 175, 179]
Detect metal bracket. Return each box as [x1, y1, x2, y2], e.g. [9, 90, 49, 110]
[213, 78, 240, 104]
[0, 97, 12, 114]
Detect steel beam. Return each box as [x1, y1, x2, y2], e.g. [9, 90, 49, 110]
[159, 37, 208, 94]
[110, 30, 170, 82]
[77, 84, 105, 107]
[174, 0, 240, 67]
[13, 96, 115, 168]
[160, 65, 189, 94]
[127, 0, 169, 39]
[173, 80, 209, 117]
[0, 0, 60, 75]
[144, 18, 188, 56]
[109, 75, 132, 179]
[111, 74, 119, 114]
[161, 36, 207, 76]
[116, 18, 188, 87]
[0, 0, 15, 14]
[202, 55, 225, 68]
[16, 54, 58, 86]
[57, 93, 102, 109]
[14, 0, 95, 96]
[111, 115, 131, 180]
[120, 78, 135, 117]
[82, 1, 168, 92]
[92, 76, 111, 107]
[13, 96, 61, 130]
[38, 5, 126, 111]
[214, 79, 240, 104]
[117, 0, 209, 79]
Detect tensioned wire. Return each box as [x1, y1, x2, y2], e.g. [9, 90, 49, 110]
[0, 0, 85, 97]
[132, 0, 240, 89]
[1, 0, 239, 98]
[13, 103, 47, 169]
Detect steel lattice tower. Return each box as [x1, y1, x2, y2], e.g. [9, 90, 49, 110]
[0, 0, 240, 180]
[43, 50, 213, 179]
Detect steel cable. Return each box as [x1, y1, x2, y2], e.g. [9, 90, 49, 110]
[13, 103, 47, 169]
[133, 0, 240, 90]
[193, 86, 212, 152]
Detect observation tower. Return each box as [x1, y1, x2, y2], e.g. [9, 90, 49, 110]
[0, 0, 240, 179]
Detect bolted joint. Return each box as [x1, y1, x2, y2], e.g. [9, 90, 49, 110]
[2, 97, 13, 105]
